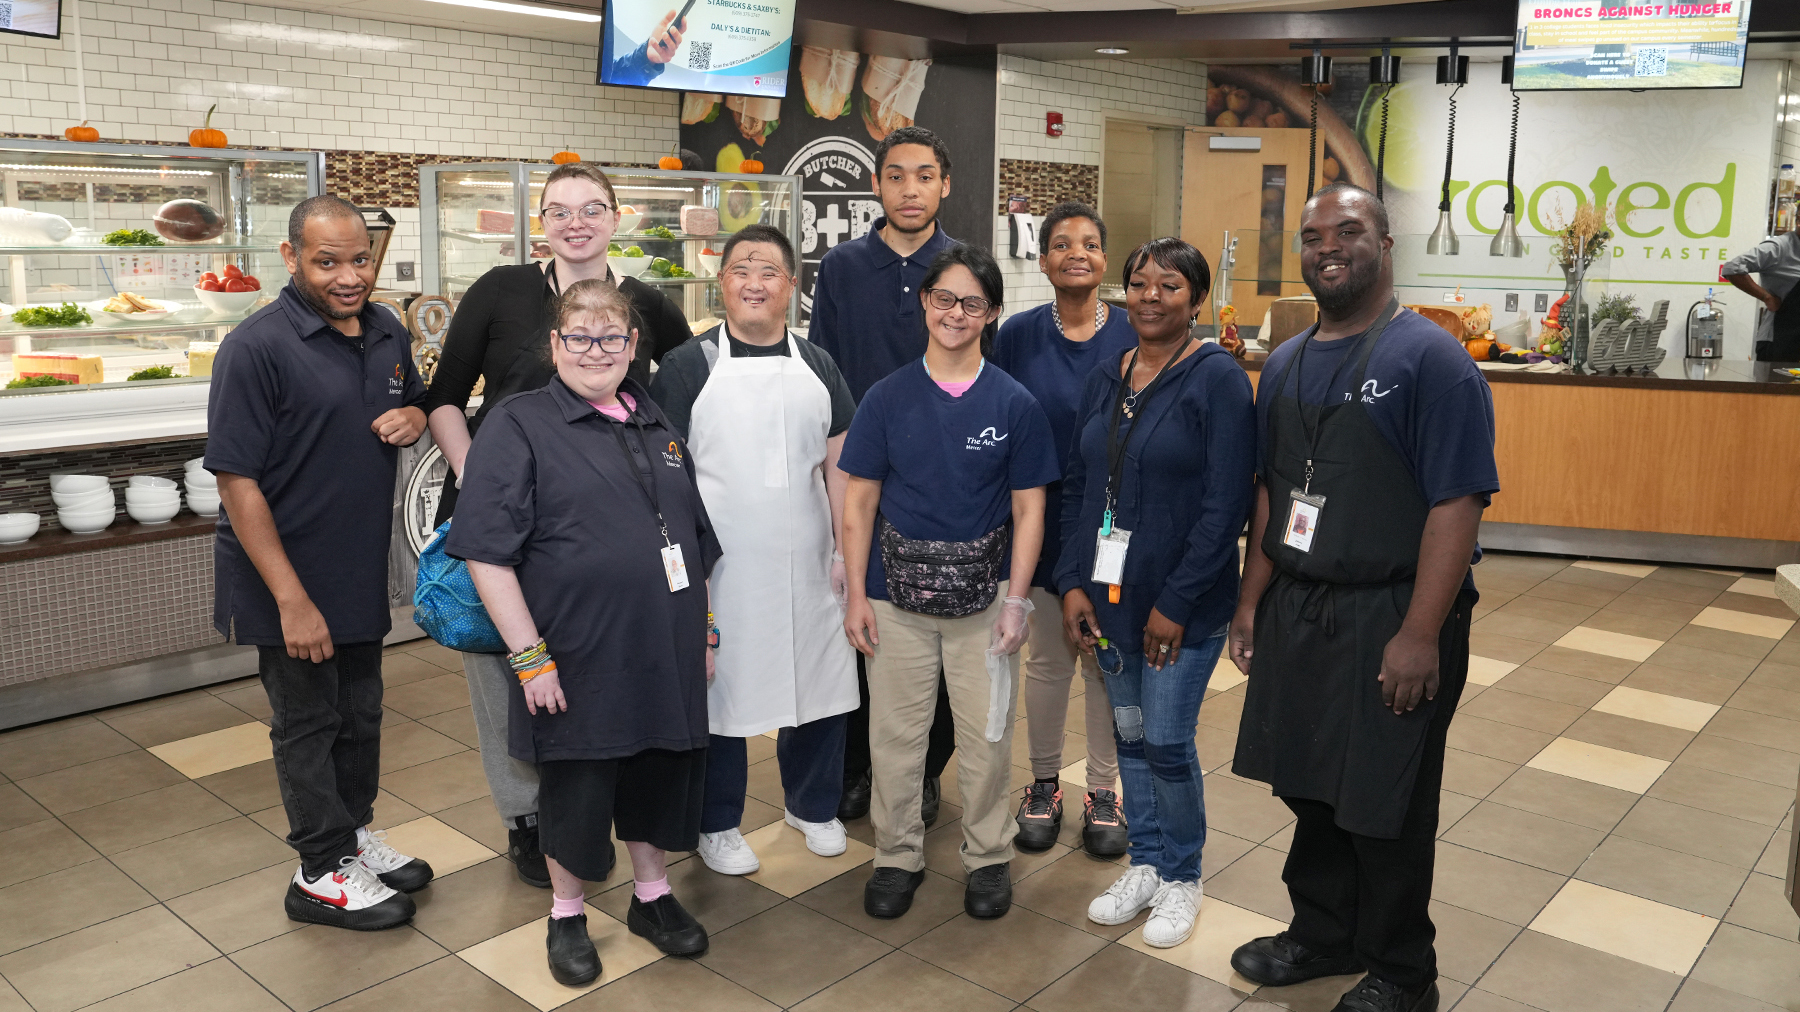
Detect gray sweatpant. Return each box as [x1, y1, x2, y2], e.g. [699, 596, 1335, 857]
[462, 651, 539, 823]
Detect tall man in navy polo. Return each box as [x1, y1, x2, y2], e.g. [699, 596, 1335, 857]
[208, 195, 435, 932]
[809, 126, 960, 823]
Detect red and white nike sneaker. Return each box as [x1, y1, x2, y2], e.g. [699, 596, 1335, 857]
[285, 856, 416, 930]
[357, 826, 435, 893]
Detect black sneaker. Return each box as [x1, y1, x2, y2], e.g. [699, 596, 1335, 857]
[627, 893, 708, 957]
[839, 770, 872, 821]
[284, 858, 415, 931]
[1081, 789, 1129, 858]
[864, 867, 926, 919]
[964, 863, 1012, 919]
[545, 913, 601, 987]
[921, 775, 942, 828]
[1230, 932, 1366, 987]
[509, 816, 551, 889]
[1014, 782, 1062, 852]
[1332, 976, 1439, 1012]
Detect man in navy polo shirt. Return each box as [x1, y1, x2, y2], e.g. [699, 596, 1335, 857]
[208, 195, 435, 932]
[809, 126, 960, 824]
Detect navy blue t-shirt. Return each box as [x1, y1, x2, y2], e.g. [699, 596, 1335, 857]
[838, 360, 1061, 601]
[206, 283, 426, 646]
[1256, 308, 1498, 580]
[808, 217, 957, 403]
[991, 303, 1139, 591]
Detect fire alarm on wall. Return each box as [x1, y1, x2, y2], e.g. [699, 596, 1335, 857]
[1046, 112, 1064, 137]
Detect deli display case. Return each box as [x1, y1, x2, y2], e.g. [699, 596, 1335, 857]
[0, 139, 325, 390]
[419, 162, 802, 330]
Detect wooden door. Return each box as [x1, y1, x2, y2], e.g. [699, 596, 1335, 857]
[1181, 127, 1323, 332]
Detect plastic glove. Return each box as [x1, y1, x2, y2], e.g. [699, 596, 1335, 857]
[988, 595, 1034, 656]
[830, 557, 848, 609]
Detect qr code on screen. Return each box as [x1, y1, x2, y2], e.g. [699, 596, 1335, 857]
[1635, 47, 1669, 78]
[0, 2, 14, 30]
[689, 42, 712, 71]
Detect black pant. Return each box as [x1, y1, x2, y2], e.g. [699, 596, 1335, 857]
[1278, 596, 1469, 990]
[259, 643, 385, 878]
[703, 713, 847, 832]
[843, 653, 954, 782]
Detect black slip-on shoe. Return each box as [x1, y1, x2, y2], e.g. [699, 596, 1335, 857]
[627, 893, 709, 957]
[864, 867, 926, 919]
[546, 913, 601, 987]
[1081, 789, 1129, 858]
[509, 819, 551, 889]
[964, 863, 1012, 919]
[1230, 932, 1366, 987]
[839, 770, 872, 821]
[1014, 782, 1063, 853]
[1332, 976, 1439, 1012]
[921, 776, 942, 828]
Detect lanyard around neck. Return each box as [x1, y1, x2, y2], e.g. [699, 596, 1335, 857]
[605, 412, 673, 548]
[1284, 298, 1400, 494]
[1101, 337, 1192, 534]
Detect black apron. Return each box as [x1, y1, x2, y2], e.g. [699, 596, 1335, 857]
[1764, 287, 1800, 361]
[1232, 301, 1465, 840]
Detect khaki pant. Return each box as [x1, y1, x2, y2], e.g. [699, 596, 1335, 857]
[868, 584, 1019, 873]
[1022, 586, 1119, 793]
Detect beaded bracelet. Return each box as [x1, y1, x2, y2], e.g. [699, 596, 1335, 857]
[507, 638, 549, 674]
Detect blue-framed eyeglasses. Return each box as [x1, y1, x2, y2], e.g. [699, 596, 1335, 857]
[559, 332, 629, 354]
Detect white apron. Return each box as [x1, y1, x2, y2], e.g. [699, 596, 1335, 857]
[689, 326, 859, 736]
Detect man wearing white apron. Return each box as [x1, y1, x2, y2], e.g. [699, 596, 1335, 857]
[649, 224, 861, 873]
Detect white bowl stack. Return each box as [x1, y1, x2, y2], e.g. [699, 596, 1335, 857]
[126, 475, 181, 525]
[49, 474, 117, 534]
[184, 461, 220, 517]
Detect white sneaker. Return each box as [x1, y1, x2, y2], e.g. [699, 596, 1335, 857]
[697, 828, 761, 875]
[285, 856, 415, 930]
[1143, 878, 1202, 948]
[784, 810, 849, 857]
[1087, 863, 1162, 925]
[355, 826, 434, 892]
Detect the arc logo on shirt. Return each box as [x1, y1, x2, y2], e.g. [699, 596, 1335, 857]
[388, 363, 405, 395]
[662, 441, 684, 467]
[967, 426, 1008, 450]
[1360, 378, 1397, 403]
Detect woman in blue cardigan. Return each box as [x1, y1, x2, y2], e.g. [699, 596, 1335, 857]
[1054, 237, 1256, 949]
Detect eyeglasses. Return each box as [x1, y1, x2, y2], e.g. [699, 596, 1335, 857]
[559, 332, 629, 354]
[542, 203, 612, 227]
[923, 288, 992, 317]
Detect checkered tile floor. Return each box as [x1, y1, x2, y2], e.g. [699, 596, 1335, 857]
[0, 552, 1794, 1011]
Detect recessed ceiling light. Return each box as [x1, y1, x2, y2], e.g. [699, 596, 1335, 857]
[1095, 47, 1129, 55]
[417, 0, 602, 22]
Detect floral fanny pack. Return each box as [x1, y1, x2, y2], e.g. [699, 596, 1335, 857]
[878, 514, 1009, 618]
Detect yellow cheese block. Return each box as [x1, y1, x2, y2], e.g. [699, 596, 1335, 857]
[185, 341, 220, 378]
[12, 352, 103, 384]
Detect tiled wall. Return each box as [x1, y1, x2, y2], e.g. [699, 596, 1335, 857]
[992, 55, 1208, 316]
[0, 436, 206, 531]
[0, 0, 680, 292]
[0, 533, 220, 686]
[997, 158, 1100, 215]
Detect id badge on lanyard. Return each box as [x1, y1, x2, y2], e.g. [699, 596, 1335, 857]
[661, 544, 690, 591]
[1283, 490, 1325, 553]
[1092, 524, 1131, 584]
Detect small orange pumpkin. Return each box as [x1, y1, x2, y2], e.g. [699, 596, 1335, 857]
[551, 151, 581, 165]
[657, 155, 683, 170]
[189, 104, 226, 148]
[738, 154, 764, 174]
[64, 120, 99, 142]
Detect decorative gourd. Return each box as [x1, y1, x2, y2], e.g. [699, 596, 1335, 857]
[551, 151, 581, 165]
[658, 155, 684, 170]
[739, 154, 764, 174]
[64, 121, 99, 142]
[189, 104, 226, 148]
[1463, 336, 1496, 361]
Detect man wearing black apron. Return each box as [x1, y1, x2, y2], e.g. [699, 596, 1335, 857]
[1228, 183, 1498, 1012]
[1722, 230, 1800, 361]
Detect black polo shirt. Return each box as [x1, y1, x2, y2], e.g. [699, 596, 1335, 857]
[206, 283, 426, 646]
[446, 376, 722, 763]
[807, 217, 957, 403]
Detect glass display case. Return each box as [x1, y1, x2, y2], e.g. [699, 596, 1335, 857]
[420, 163, 802, 331]
[0, 139, 324, 388]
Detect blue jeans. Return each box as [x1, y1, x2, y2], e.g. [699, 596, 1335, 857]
[1097, 629, 1225, 883]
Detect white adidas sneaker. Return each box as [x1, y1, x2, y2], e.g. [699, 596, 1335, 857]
[1087, 863, 1161, 925]
[698, 828, 761, 875]
[286, 856, 415, 930]
[784, 810, 849, 857]
[1143, 878, 1202, 948]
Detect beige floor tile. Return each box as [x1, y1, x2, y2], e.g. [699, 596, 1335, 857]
[1525, 737, 1670, 794]
[111, 817, 292, 900]
[212, 684, 273, 722]
[1560, 710, 1696, 762]
[1025, 941, 1251, 1012]
[1490, 666, 1613, 708]
[1430, 899, 1522, 985]
[59, 781, 240, 855]
[922, 814, 1067, 884]
[560, 956, 777, 1012]
[1476, 611, 1582, 645]
[1668, 624, 1780, 662]
[736, 816, 876, 898]
[1467, 655, 1519, 687]
[419, 706, 482, 749]
[903, 906, 1106, 1001]
[1209, 654, 1248, 693]
[1441, 748, 1520, 798]
[1573, 560, 1658, 579]
[1667, 980, 1789, 1012]
[1525, 644, 1640, 684]
[0, 859, 155, 956]
[1622, 663, 1746, 707]
[1448, 715, 1557, 765]
[80, 955, 288, 1012]
[1117, 895, 1286, 989]
[1612, 798, 1777, 870]
[1674, 734, 1800, 789]
[1703, 706, 1800, 754]
[0, 974, 28, 1012]
[380, 721, 468, 776]
[0, 819, 101, 888]
[0, 782, 51, 833]
[146, 722, 271, 780]
[1554, 626, 1663, 663]
[593, 851, 784, 938]
[0, 720, 139, 781]
[1691, 607, 1794, 642]
[1722, 871, 1800, 940]
[163, 861, 304, 954]
[236, 923, 447, 1011]
[411, 858, 560, 953]
[1486, 766, 1639, 832]
[194, 758, 282, 814]
[403, 642, 465, 671]
[383, 651, 459, 688]
[1591, 685, 1721, 732]
[787, 949, 1015, 1012]
[16, 751, 186, 815]
[102, 694, 262, 749]
[1575, 836, 1750, 918]
[1582, 608, 1692, 643]
[380, 751, 492, 813]
[1725, 682, 1800, 722]
[793, 865, 966, 947]
[1754, 830, 1790, 878]
[1529, 878, 1717, 975]
[1645, 764, 1795, 827]
[377, 816, 497, 877]
[0, 906, 221, 1012]
[1201, 845, 1292, 922]
[1460, 688, 1586, 735]
[1468, 630, 1544, 664]
[1479, 929, 1684, 1012]
[433, 797, 513, 855]
[695, 901, 891, 1007]
[1430, 841, 1568, 926]
[1441, 801, 1606, 876]
[1004, 848, 1141, 940]
[1198, 773, 1294, 844]
[383, 674, 474, 720]
[1451, 987, 1541, 1012]
[1727, 577, 1779, 599]
[318, 955, 537, 1012]
[1686, 923, 1800, 1008]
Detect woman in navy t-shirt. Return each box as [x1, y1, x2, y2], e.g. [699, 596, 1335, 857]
[838, 244, 1060, 923]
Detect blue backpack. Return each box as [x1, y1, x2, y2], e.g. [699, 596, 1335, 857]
[412, 519, 506, 654]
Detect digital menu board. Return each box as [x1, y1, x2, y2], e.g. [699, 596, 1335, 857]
[1513, 2, 1752, 91]
[599, 0, 793, 99]
[0, 0, 62, 39]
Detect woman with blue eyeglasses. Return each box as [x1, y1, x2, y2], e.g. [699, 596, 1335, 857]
[423, 162, 691, 890]
[450, 278, 721, 985]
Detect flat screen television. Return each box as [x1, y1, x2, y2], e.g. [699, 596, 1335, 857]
[1513, 1, 1751, 91]
[1, 0, 62, 39]
[598, 0, 793, 99]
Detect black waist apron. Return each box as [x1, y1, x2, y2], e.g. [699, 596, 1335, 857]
[1232, 301, 1454, 839]
[1766, 287, 1800, 361]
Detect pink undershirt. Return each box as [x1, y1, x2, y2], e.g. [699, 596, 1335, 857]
[584, 390, 636, 420]
[934, 379, 976, 398]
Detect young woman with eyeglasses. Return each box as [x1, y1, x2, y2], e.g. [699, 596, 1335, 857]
[838, 243, 1060, 923]
[422, 162, 691, 888]
[448, 278, 720, 985]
